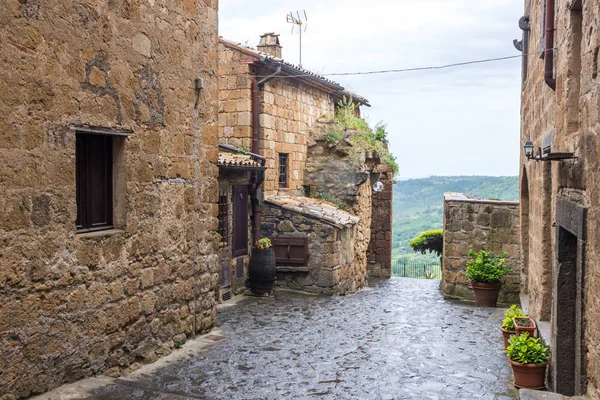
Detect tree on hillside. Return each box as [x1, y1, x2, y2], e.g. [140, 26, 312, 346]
[409, 229, 443, 258]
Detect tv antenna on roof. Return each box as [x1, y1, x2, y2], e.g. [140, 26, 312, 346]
[286, 10, 308, 68]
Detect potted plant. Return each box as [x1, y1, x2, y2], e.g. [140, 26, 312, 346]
[505, 332, 549, 389]
[514, 316, 537, 337]
[247, 237, 276, 295]
[466, 249, 512, 307]
[501, 304, 525, 348]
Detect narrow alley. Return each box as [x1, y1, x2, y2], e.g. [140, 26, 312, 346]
[40, 279, 517, 400]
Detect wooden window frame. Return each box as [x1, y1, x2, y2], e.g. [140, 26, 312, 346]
[73, 126, 131, 234]
[76, 133, 113, 233]
[278, 153, 288, 188]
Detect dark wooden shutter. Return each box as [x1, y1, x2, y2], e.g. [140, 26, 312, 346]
[232, 185, 248, 256]
[76, 134, 113, 232]
[272, 237, 309, 266]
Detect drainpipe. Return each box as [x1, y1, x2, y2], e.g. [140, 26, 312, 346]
[544, 0, 556, 90]
[250, 65, 281, 242]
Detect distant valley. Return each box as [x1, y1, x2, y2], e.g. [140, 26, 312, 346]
[392, 176, 519, 263]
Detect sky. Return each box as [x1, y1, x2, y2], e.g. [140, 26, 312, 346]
[219, 0, 524, 178]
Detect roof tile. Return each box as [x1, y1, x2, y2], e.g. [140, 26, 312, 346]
[266, 195, 360, 228]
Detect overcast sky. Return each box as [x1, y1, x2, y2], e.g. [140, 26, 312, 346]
[219, 0, 523, 178]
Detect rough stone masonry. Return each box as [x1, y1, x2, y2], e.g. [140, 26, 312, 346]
[519, 0, 600, 396]
[442, 193, 521, 304]
[0, 1, 220, 398]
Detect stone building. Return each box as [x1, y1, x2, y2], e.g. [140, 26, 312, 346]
[517, 0, 600, 397]
[217, 34, 393, 295]
[0, 1, 219, 398]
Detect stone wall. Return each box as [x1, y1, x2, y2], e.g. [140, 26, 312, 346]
[261, 205, 365, 295]
[0, 1, 219, 398]
[260, 77, 336, 196]
[301, 121, 392, 283]
[442, 193, 521, 304]
[217, 42, 253, 151]
[366, 169, 393, 279]
[520, 1, 600, 396]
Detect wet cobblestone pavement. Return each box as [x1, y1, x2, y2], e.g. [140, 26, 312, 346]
[88, 278, 518, 400]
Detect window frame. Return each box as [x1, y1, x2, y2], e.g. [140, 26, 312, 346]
[72, 125, 131, 234]
[218, 183, 229, 245]
[76, 133, 114, 233]
[278, 153, 288, 188]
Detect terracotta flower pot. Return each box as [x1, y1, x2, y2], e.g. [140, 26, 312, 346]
[509, 359, 548, 389]
[501, 327, 515, 348]
[514, 317, 536, 337]
[470, 281, 501, 307]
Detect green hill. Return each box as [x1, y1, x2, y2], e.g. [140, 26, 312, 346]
[392, 176, 519, 263]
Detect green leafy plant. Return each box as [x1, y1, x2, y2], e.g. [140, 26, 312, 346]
[374, 122, 388, 142]
[312, 188, 346, 210]
[314, 188, 333, 202]
[328, 97, 398, 174]
[325, 129, 342, 144]
[502, 304, 526, 331]
[505, 332, 550, 365]
[466, 249, 512, 283]
[238, 144, 249, 153]
[423, 270, 437, 279]
[254, 237, 272, 249]
[409, 229, 443, 257]
[174, 339, 184, 349]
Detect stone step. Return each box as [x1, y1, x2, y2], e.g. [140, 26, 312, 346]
[519, 388, 587, 400]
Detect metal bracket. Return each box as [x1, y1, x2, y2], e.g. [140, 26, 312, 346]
[519, 15, 531, 31]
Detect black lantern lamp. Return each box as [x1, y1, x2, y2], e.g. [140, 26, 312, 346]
[523, 139, 576, 161]
[524, 140, 534, 159]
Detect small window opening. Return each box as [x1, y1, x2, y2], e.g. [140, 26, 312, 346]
[218, 185, 229, 245]
[279, 153, 288, 188]
[76, 134, 113, 232]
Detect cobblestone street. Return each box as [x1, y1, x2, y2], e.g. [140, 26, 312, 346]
[49, 278, 518, 400]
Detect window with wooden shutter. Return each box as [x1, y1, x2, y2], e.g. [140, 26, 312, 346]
[272, 237, 309, 266]
[76, 134, 113, 232]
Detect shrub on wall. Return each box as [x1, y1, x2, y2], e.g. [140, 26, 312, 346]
[409, 229, 443, 257]
[329, 97, 399, 174]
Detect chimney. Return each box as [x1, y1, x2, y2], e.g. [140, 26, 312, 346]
[257, 33, 282, 58]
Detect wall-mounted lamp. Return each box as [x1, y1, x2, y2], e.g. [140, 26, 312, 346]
[373, 181, 384, 193]
[523, 139, 577, 161]
[524, 140, 534, 159]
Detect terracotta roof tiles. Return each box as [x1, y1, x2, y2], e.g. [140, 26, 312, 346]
[219, 37, 370, 107]
[265, 195, 360, 228]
